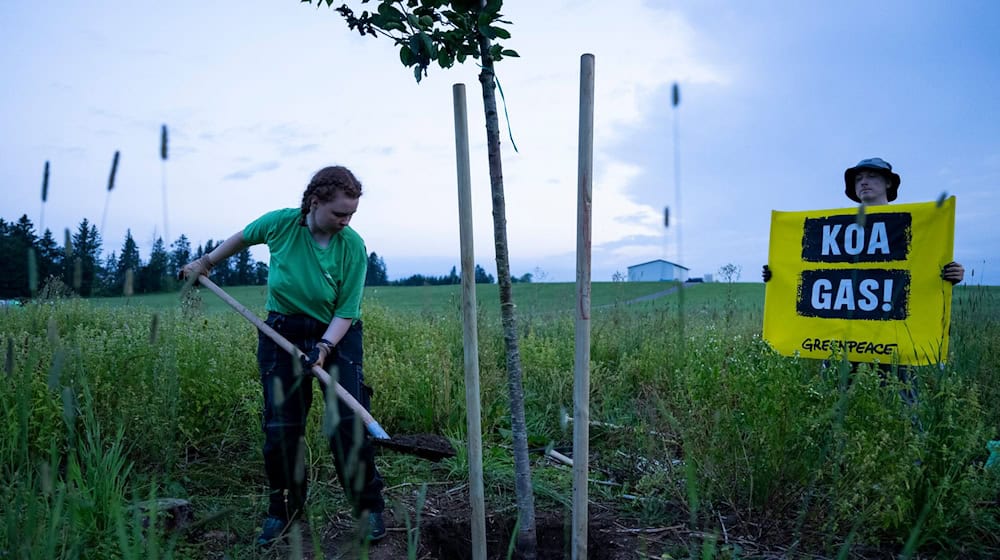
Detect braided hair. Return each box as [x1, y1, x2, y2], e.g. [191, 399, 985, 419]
[299, 166, 363, 226]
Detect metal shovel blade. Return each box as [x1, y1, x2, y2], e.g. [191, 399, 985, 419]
[374, 433, 456, 462]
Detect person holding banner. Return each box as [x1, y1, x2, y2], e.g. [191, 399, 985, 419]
[761, 157, 965, 406]
[762, 157, 964, 284]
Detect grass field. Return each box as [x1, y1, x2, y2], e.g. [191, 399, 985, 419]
[3, 281, 998, 558]
[87, 280, 690, 317]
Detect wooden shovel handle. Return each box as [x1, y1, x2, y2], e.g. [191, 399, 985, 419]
[194, 275, 390, 440]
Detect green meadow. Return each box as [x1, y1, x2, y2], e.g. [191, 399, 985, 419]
[86, 280, 685, 316]
[2, 281, 998, 558]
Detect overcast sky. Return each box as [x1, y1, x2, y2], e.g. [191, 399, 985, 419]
[3, 1, 998, 284]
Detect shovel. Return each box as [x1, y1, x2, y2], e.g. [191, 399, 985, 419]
[194, 275, 455, 462]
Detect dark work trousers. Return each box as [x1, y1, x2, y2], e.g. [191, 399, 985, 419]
[258, 312, 385, 521]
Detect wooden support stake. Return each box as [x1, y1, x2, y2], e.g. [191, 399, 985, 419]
[453, 82, 487, 560]
[573, 53, 595, 560]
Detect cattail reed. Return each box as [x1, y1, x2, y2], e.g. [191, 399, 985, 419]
[27, 248, 38, 296]
[124, 268, 134, 297]
[42, 161, 50, 201]
[294, 437, 306, 485]
[63, 228, 82, 291]
[49, 350, 66, 391]
[61, 386, 76, 436]
[73, 258, 82, 291]
[323, 384, 341, 438]
[4, 337, 12, 377]
[39, 462, 53, 496]
[149, 313, 160, 344]
[161, 125, 168, 161]
[47, 317, 59, 346]
[161, 125, 170, 243]
[101, 150, 120, 239]
[108, 150, 120, 192]
[40, 160, 49, 232]
[272, 377, 286, 408]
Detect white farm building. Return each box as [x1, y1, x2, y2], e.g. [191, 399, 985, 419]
[627, 259, 689, 282]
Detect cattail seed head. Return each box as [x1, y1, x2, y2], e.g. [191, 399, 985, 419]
[108, 150, 120, 192]
[42, 161, 50, 202]
[64, 228, 73, 258]
[161, 125, 168, 161]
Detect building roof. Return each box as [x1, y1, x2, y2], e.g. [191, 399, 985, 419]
[627, 259, 689, 271]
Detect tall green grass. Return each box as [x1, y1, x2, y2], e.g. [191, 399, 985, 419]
[1, 283, 997, 557]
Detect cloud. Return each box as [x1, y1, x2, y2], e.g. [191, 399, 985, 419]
[357, 145, 395, 157]
[280, 143, 320, 156]
[9, 0, 994, 284]
[592, 161, 662, 243]
[87, 107, 159, 131]
[223, 161, 280, 181]
[35, 144, 87, 157]
[598, 234, 665, 251]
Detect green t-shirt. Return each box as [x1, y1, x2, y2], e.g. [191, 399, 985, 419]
[243, 208, 367, 324]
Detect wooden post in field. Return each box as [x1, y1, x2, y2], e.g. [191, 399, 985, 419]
[453, 82, 487, 560]
[573, 53, 595, 560]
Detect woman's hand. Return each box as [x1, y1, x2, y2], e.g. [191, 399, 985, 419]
[178, 255, 214, 280]
[300, 340, 334, 370]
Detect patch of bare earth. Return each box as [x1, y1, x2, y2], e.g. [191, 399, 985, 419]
[318, 483, 671, 560]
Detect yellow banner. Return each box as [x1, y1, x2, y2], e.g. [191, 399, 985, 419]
[763, 197, 955, 365]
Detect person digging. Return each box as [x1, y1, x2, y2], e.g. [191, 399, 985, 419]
[181, 165, 386, 547]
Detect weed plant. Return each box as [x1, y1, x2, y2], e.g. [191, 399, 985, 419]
[1, 283, 997, 558]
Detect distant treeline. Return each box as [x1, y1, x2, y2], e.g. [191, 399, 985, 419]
[0, 214, 266, 299]
[1, 214, 529, 299]
[364, 252, 526, 287]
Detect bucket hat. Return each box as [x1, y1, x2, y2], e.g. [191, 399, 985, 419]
[844, 157, 900, 203]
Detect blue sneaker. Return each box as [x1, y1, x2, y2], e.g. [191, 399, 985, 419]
[256, 516, 289, 547]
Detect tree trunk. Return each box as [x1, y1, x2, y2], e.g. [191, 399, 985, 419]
[477, 33, 538, 560]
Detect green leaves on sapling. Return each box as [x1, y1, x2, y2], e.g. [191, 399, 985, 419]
[307, 1, 517, 82]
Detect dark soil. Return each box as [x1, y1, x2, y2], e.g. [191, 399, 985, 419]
[316, 483, 672, 560]
[419, 510, 643, 560]
[193, 480, 961, 559]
